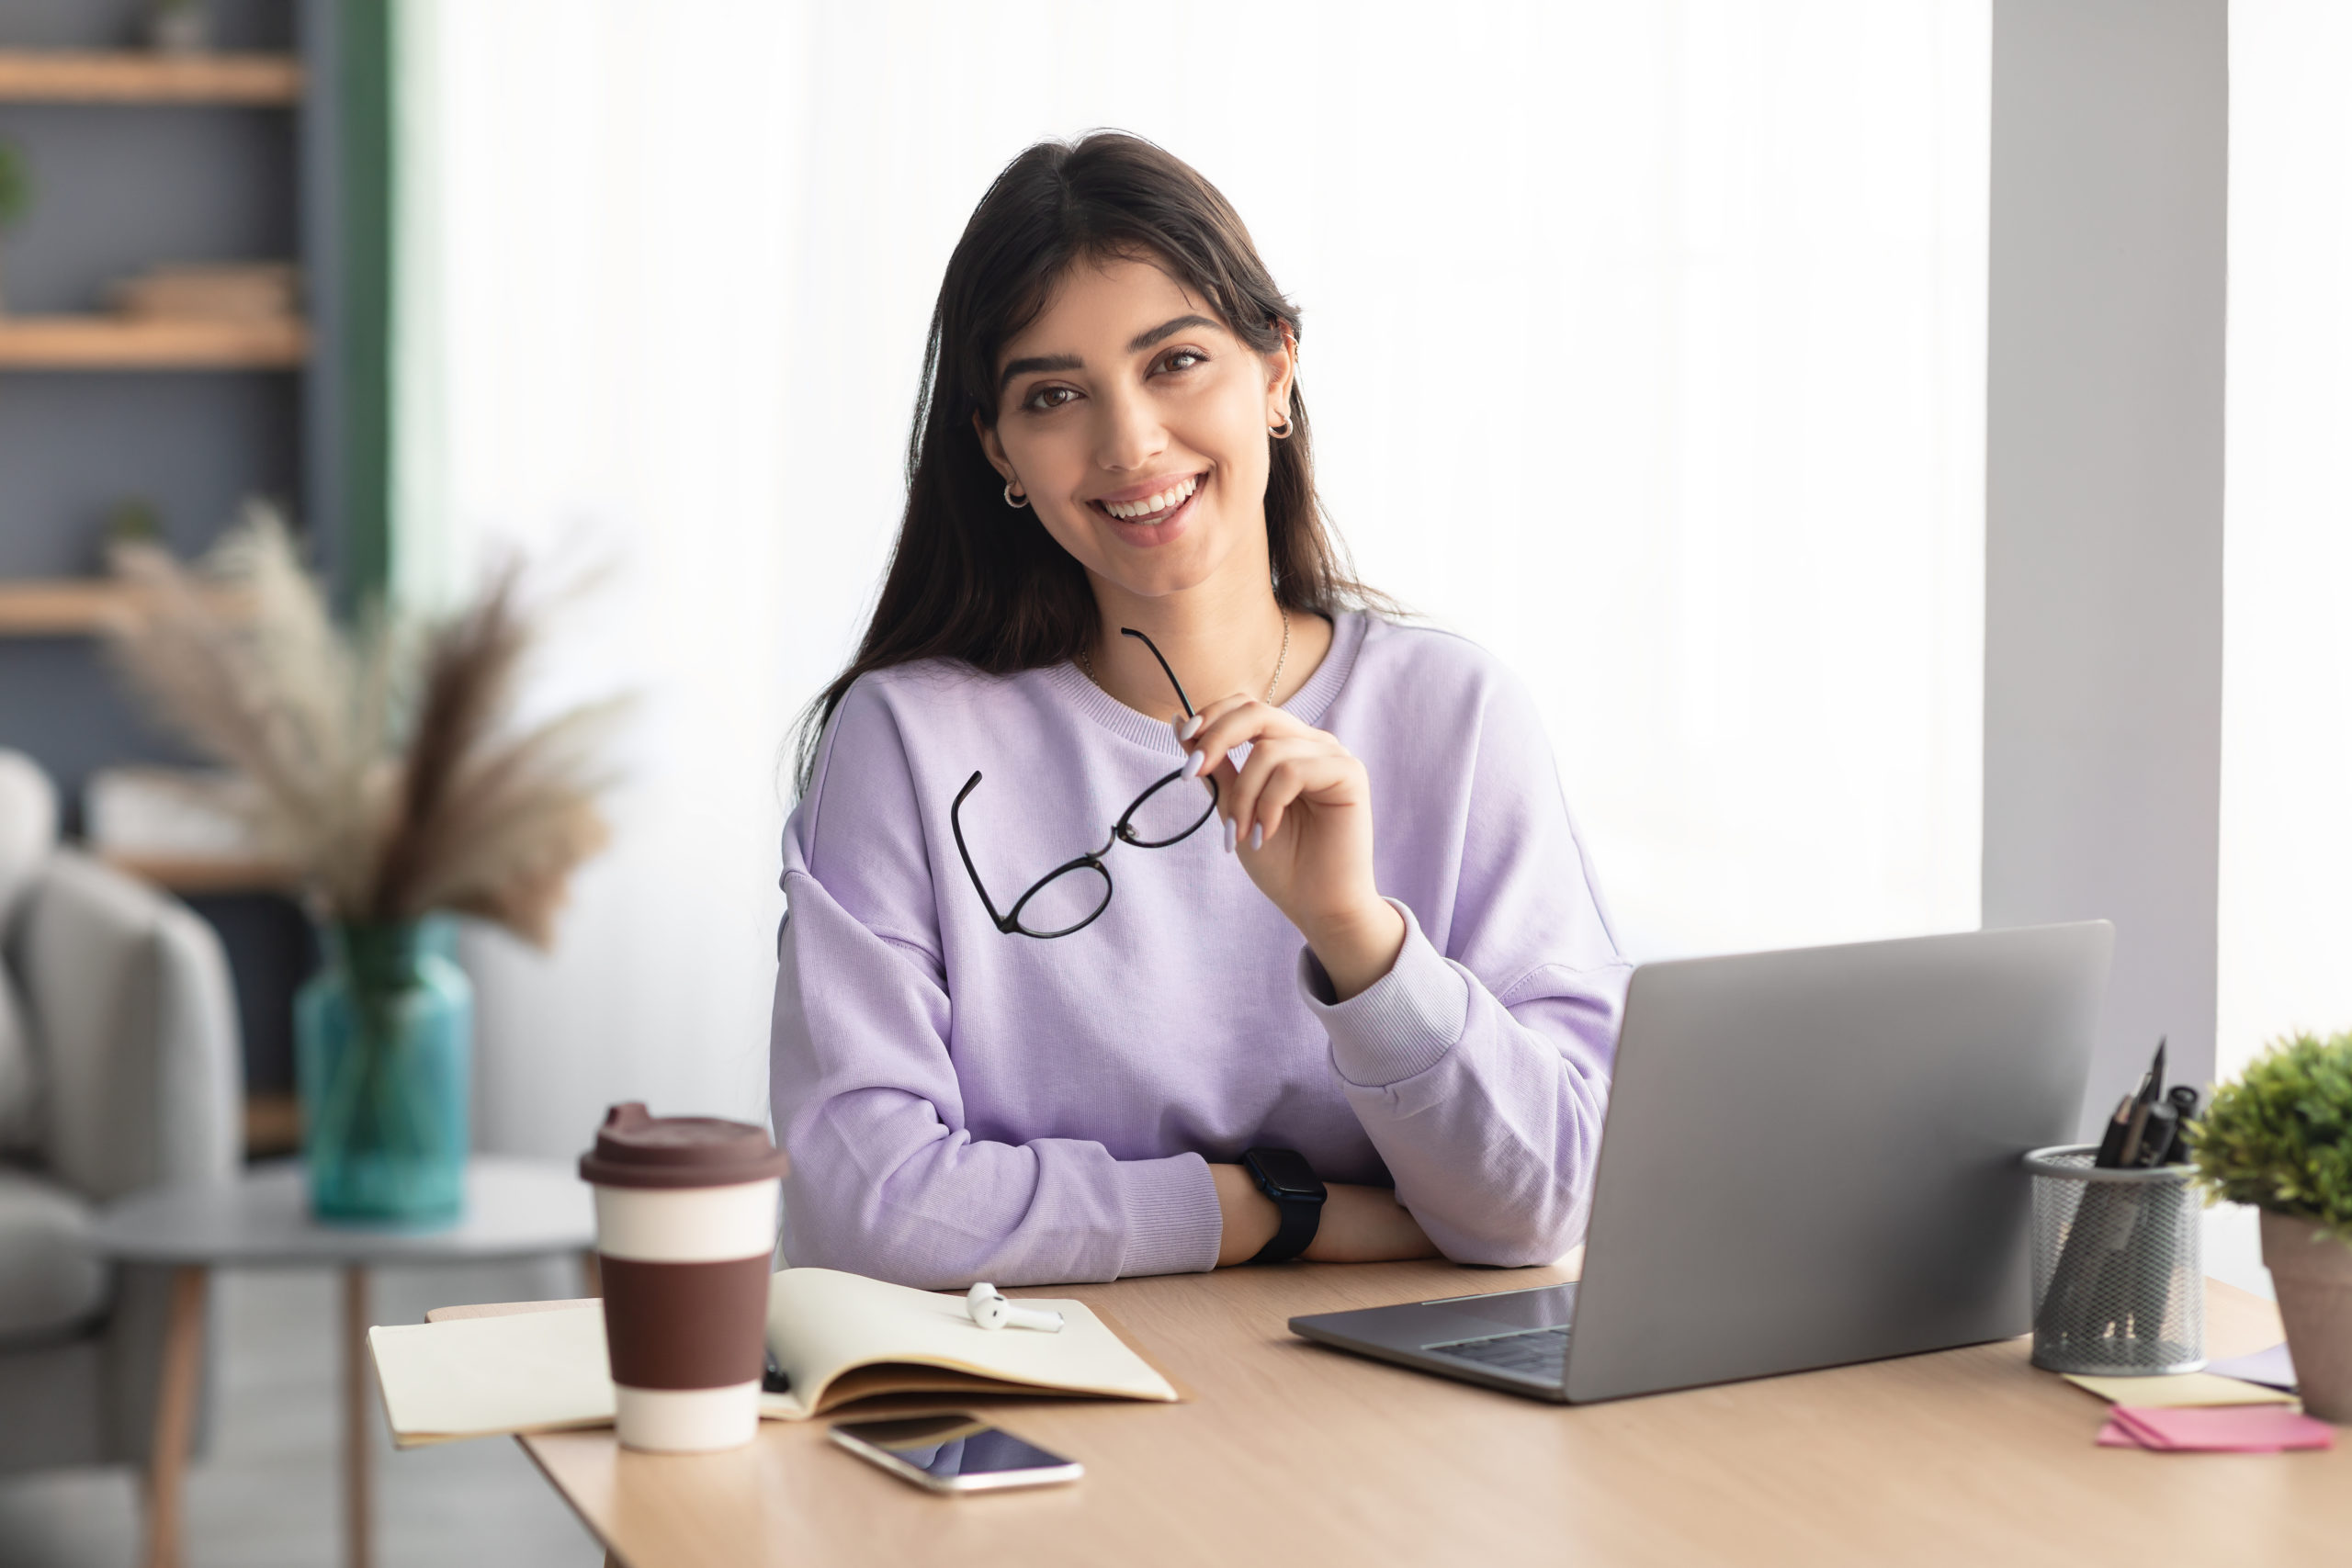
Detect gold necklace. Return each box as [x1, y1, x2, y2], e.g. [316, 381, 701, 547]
[1079, 606, 1292, 706]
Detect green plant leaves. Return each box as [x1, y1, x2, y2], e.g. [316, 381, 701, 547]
[2193, 1030, 2352, 1235]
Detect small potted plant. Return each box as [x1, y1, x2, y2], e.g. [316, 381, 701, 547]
[2192, 1030, 2352, 1420]
[0, 140, 30, 315]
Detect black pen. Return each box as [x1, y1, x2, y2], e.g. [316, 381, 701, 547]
[2116, 1038, 2166, 1168]
[2093, 1093, 2135, 1168]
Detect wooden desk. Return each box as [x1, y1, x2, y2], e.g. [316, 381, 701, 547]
[445, 1261, 2346, 1567]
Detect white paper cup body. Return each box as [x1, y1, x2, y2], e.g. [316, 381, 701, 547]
[593, 1179, 779, 1264]
[612, 1381, 763, 1453]
[590, 1177, 779, 1453]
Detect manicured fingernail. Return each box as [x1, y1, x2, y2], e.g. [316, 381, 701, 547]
[1223, 817, 1237, 853]
[1184, 749, 1207, 780]
[1179, 714, 1203, 740]
[1250, 823, 1263, 851]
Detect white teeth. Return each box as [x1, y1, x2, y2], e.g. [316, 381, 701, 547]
[1103, 475, 1197, 520]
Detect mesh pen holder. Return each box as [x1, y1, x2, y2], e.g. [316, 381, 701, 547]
[2023, 1145, 2203, 1376]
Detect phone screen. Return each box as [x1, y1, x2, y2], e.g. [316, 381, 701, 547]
[830, 1416, 1080, 1490]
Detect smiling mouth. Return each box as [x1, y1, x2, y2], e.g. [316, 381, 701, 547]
[1090, 473, 1203, 525]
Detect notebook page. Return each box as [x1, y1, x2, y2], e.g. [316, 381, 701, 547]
[369, 1306, 616, 1448]
[763, 1268, 1178, 1419]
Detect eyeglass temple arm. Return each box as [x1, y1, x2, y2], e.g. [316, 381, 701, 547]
[948, 771, 1018, 933]
[1119, 627, 1197, 717]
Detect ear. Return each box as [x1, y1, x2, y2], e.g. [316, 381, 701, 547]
[1262, 322, 1299, 421]
[972, 411, 1016, 483]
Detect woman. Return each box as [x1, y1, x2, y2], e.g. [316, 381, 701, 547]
[771, 132, 1626, 1289]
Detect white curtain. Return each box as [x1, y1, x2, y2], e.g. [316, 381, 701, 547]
[2218, 0, 2352, 1082]
[395, 1, 1989, 1156]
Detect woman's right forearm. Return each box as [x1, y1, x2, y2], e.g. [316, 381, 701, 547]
[1210, 1166, 1437, 1266]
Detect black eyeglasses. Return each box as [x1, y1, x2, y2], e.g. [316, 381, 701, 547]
[951, 627, 1219, 938]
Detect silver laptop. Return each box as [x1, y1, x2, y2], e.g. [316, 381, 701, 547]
[1290, 921, 2113, 1404]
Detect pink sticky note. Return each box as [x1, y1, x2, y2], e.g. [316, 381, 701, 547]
[2097, 1418, 2143, 1449]
[2109, 1404, 2335, 1452]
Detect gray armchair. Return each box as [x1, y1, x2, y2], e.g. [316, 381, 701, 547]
[0, 750, 241, 1475]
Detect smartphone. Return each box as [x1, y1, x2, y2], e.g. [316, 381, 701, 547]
[827, 1415, 1082, 1494]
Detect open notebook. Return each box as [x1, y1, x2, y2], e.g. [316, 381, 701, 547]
[369, 1267, 1180, 1449]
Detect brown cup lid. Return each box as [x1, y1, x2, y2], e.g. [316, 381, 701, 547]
[578, 1102, 791, 1190]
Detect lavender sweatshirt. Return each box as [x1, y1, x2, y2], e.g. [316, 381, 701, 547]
[769, 612, 1629, 1289]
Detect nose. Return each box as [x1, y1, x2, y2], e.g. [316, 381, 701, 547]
[1091, 383, 1167, 474]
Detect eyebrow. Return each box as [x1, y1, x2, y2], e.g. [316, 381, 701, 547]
[995, 315, 1224, 394]
[1127, 313, 1221, 353]
[997, 352, 1081, 392]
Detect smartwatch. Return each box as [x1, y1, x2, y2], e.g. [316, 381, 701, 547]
[1240, 1147, 1326, 1265]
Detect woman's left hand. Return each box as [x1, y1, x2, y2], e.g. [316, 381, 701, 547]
[1179, 696, 1406, 999]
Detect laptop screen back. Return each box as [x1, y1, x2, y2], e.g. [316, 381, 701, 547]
[1562, 922, 2112, 1404]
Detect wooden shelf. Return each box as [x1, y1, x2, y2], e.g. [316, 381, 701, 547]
[0, 579, 127, 635]
[243, 1091, 301, 1159]
[0, 315, 307, 369]
[0, 577, 258, 637]
[101, 851, 299, 897]
[0, 51, 300, 104]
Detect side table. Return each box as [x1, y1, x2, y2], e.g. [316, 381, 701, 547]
[90, 1156, 595, 1568]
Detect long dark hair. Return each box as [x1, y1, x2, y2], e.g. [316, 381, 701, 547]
[792, 131, 1385, 792]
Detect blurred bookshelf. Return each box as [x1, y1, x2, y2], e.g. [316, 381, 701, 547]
[0, 0, 353, 1158]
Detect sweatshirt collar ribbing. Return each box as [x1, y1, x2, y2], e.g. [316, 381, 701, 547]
[1044, 610, 1368, 754]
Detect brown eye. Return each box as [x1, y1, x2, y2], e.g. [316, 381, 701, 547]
[1158, 349, 1205, 374]
[1023, 386, 1078, 412]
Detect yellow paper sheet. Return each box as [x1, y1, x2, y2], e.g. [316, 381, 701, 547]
[2063, 1371, 2300, 1408]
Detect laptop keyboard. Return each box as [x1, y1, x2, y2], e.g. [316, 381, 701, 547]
[1427, 1325, 1570, 1382]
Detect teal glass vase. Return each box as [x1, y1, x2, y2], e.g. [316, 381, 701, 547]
[295, 917, 472, 1225]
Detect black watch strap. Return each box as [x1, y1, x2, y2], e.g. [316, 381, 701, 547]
[1241, 1147, 1326, 1266]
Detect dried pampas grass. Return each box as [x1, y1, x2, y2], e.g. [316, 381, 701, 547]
[107, 504, 625, 947]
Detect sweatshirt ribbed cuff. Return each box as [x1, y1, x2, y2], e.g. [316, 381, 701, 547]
[1114, 1152, 1222, 1278]
[1296, 899, 1471, 1088]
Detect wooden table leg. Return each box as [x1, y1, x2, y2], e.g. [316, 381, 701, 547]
[143, 1264, 207, 1568]
[344, 1264, 373, 1568]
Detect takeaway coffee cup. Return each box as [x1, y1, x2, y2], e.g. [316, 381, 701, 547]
[579, 1102, 788, 1452]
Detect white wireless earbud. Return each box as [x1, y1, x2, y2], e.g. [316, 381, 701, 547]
[966, 1282, 1065, 1333]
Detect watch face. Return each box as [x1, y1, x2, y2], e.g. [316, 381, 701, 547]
[1246, 1147, 1324, 1199]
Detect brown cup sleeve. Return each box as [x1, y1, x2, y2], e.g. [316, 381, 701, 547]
[599, 1255, 772, 1391]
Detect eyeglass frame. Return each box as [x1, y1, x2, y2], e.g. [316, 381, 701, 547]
[950, 627, 1220, 939]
